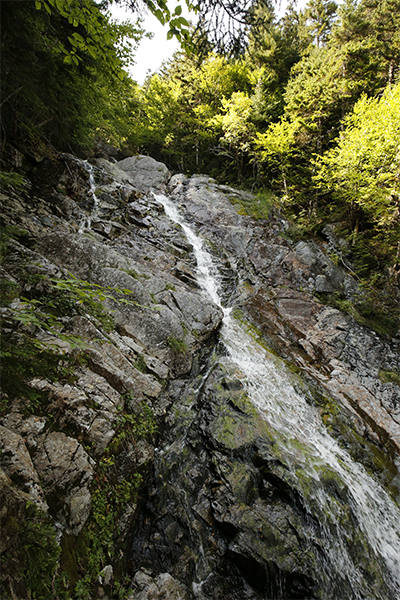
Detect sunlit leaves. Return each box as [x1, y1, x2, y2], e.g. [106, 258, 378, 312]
[285, 46, 346, 125]
[314, 83, 400, 227]
[132, 53, 259, 173]
[255, 118, 301, 192]
[212, 92, 254, 151]
[302, 0, 338, 48]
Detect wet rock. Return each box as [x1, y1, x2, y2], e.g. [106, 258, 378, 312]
[249, 240, 289, 273]
[65, 486, 91, 534]
[276, 296, 320, 336]
[29, 374, 121, 456]
[129, 363, 321, 600]
[98, 564, 113, 586]
[91, 219, 126, 238]
[86, 343, 162, 401]
[1, 412, 47, 450]
[322, 222, 349, 253]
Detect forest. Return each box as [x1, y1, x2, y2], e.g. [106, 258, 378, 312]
[1, 0, 399, 335]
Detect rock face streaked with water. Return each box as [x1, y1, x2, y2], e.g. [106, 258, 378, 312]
[1, 153, 399, 599]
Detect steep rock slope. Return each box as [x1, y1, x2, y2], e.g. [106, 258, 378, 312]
[0, 155, 222, 599]
[0, 154, 399, 599]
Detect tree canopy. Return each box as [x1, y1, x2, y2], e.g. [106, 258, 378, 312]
[314, 83, 400, 229]
[1, 0, 399, 332]
[0, 0, 143, 154]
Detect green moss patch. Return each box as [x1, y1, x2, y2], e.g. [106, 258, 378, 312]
[379, 369, 400, 386]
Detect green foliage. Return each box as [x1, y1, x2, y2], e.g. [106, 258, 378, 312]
[67, 399, 155, 598]
[19, 501, 62, 599]
[123, 267, 140, 279]
[72, 468, 143, 600]
[130, 53, 260, 175]
[108, 399, 157, 455]
[0, 279, 20, 306]
[0, 332, 83, 413]
[284, 46, 348, 149]
[317, 290, 399, 338]
[255, 118, 301, 194]
[0, 225, 29, 263]
[47, 276, 119, 332]
[4, 274, 124, 337]
[0, 171, 28, 192]
[1, 0, 398, 334]
[34, 0, 123, 72]
[117, 400, 157, 442]
[210, 91, 256, 181]
[133, 352, 147, 372]
[123, 0, 195, 52]
[0, 272, 156, 413]
[302, 0, 338, 48]
[0, 0, 144, 153]
[167, 335, 188, 354]
[247, 1, 306, 124]
[379, 370, 400, 385]
[314, 83, 400, 229]
[330, 0, 400, 92]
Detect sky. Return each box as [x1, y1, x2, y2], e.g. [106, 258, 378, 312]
[109, 1, 308, 85]
[109, 2, 191, 83]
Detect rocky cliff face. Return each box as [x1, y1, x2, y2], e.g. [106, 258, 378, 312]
[1, 153, 399, 600]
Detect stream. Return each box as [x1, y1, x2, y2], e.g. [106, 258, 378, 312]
[153, 192, 400, 600]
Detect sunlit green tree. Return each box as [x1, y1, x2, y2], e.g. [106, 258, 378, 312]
[210, 91, 255, 181]
[314, 83, 400, 230]
[255, 117, 300, 194]
[302, 0, 338, 48]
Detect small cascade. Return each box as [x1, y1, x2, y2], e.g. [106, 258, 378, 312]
[155, 192, 400, 600]
[78, 161, 99, 233]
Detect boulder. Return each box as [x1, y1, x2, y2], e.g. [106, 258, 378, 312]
[97, 155, 170, 191]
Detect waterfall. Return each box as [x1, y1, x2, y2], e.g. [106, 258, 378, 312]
[78, 161, 99, 233]
[154, 193, 400, 600]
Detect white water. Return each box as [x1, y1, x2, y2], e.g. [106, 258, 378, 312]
[155, 193, 400, 599]
[78, 161, 99, 233]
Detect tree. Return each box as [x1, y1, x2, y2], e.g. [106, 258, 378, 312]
[115, 0, 195, 51]
[131, 52, 259, 176]
[284, 46, 349, 152]
[302, 0, 338, 48]
[119, 0, 282, 56]
[254, 117, 300, 194]
[246, 1, 305, 125]
[210, 91, 255, 181]
[33, 0, 128, 72]
[0, 0, 144, 155]
[314, 83, 400, 230]
[330, 0, 400, 91]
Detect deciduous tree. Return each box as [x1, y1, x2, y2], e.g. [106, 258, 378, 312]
[314, 83, 400, 230]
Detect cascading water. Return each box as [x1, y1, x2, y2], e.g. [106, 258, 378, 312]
[78, 160, 99, 233]
[154, 192, 400, 600]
